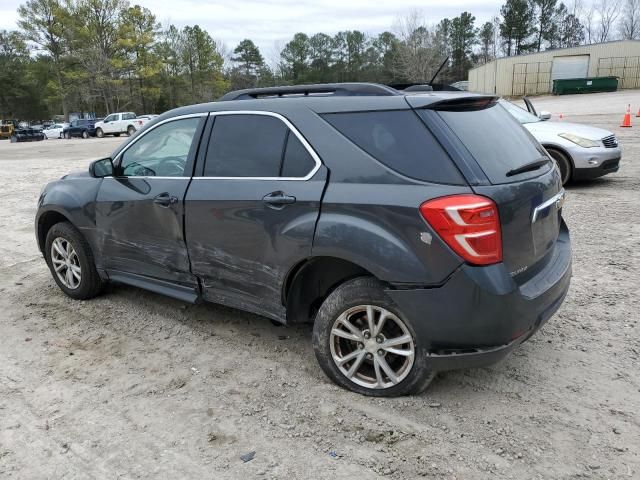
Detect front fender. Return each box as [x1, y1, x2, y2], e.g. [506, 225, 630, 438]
[36, 176, 103, 257]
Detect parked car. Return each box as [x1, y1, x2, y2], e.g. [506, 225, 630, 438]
[0, 122, 15, 140]
[43, 123, 69, 139]
[36, 83, 571, 397]
[450, 80, 469, 91]
[94, 112, 140, 138]
[63, 119, 97, 139]
[10, 127, 45, 142]
[499, 98, 621, 185]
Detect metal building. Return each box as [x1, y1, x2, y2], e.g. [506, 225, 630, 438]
[468, 40, 640, 96]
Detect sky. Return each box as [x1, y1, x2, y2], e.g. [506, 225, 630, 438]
[0, 0, 503, 59]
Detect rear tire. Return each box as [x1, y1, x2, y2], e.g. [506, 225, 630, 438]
[44, 222, 104, 300]
[82, 130, 89, 139]
[10, 135, 17, 143]
[312, 277, 434, 397]
[127, 126, 135, 136]
[64, 132, 70, 139]
[547, 148, 572, 185]
[96, 128, 104, 138]
[114, 133, 121, 137]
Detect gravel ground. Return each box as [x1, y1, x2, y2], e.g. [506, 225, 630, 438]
[1, 93, 639, 479]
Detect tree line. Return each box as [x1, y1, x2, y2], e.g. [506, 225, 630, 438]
[1, 0, 639, 120]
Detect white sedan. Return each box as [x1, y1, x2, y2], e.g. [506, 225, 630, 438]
[43, 123, 69, 139]
[500, 99, 621, 185]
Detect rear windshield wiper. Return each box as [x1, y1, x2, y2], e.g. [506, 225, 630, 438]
[506, 157, 551, 177]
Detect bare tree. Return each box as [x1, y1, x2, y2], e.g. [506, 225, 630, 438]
[620, 0, 640, 38]
[583, 3, 596, 43]
[596, 0, 622, 41]
[392, 10, 441, 82]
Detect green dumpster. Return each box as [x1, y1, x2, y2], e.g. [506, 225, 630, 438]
[552, 76, 618, 95]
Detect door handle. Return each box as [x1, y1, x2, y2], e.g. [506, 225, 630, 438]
[153, 192, 178, 207]
[262, 191, 296, 208]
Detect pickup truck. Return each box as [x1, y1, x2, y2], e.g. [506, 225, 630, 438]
[94, 112, 140, 138]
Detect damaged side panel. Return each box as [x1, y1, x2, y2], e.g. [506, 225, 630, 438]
[95, 177, 197, 286]
[184, 170, 327, 322]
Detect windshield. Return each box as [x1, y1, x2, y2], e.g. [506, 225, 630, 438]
[498, 99, 540, 124]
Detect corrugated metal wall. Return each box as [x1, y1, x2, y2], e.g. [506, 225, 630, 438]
[469, 40, 640, 96]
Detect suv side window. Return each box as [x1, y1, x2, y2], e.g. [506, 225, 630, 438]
[281, 132, 315, 177]
[104, 114, 116, 123]
[119, 117, 200, 177]
[204, 115, 287, 177]
[323, 110, 464, 184]
[123, 113, 136, 120]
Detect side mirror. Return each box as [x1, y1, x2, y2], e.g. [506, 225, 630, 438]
[89, 157, 114, 178]
[539, 111, 551, 121]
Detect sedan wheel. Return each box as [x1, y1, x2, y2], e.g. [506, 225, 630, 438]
[547, 149, 572, 185]
[50, 237, 82, 290]
[330, 305, 415, 389]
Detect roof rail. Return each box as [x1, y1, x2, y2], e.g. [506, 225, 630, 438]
[219, 82, 400, 101]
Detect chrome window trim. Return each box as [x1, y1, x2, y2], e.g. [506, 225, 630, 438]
[197, 110, 322, 181]
[113, 112, 208, 167]
[112, 110, 322, 181]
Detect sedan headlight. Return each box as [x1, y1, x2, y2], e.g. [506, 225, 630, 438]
[558, 133, 599, 148]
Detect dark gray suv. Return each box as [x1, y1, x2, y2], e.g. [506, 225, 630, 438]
[36, 83, 571, 396]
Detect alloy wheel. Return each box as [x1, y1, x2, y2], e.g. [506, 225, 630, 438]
[330, 305, 415, 389]
[50, 237, 81, 289]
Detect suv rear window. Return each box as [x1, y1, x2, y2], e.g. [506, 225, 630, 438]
[431, 103, 550, 184]
[322, 110, 464, 184]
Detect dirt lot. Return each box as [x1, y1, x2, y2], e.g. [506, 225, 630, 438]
[1, 92, 639, 479]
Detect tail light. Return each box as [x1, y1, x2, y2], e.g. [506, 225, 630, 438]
[419, 195, 502, 265]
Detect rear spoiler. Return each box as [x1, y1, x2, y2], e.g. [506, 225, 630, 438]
[425, 96, 498, 111]
[406, 95, 499, 111]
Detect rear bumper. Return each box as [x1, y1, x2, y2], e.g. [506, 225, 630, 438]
[386, 221, 571, 371]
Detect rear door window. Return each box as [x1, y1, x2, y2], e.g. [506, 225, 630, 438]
[431, 103, 550, 184]
[322, 110, 464, 184]
[205, 115, 286, 177]
[281, 132, 316, 177]
[204, 114, 318, 178]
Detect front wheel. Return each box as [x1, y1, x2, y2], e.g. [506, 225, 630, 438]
[312, 277, 434, 397]
[96, 128, 104, 138]
[44, 222, 104, 300]
[547, 148, 572, 185]
[82, 130, 89, 139]
[64, 132, 70, 139]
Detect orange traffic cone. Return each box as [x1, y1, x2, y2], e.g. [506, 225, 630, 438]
[621, 104, 632, 127]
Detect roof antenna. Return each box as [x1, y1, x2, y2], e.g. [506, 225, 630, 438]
[429, 56, 449, 85]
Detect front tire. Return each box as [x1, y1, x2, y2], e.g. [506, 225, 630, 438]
[312, 277, 434, 397]
[96, 128, 104, 138]
[44, 222, 104, 300]
[64, 132, 70, 139]
[82, 130, 89, 139]
[547, 148, 572, 185]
